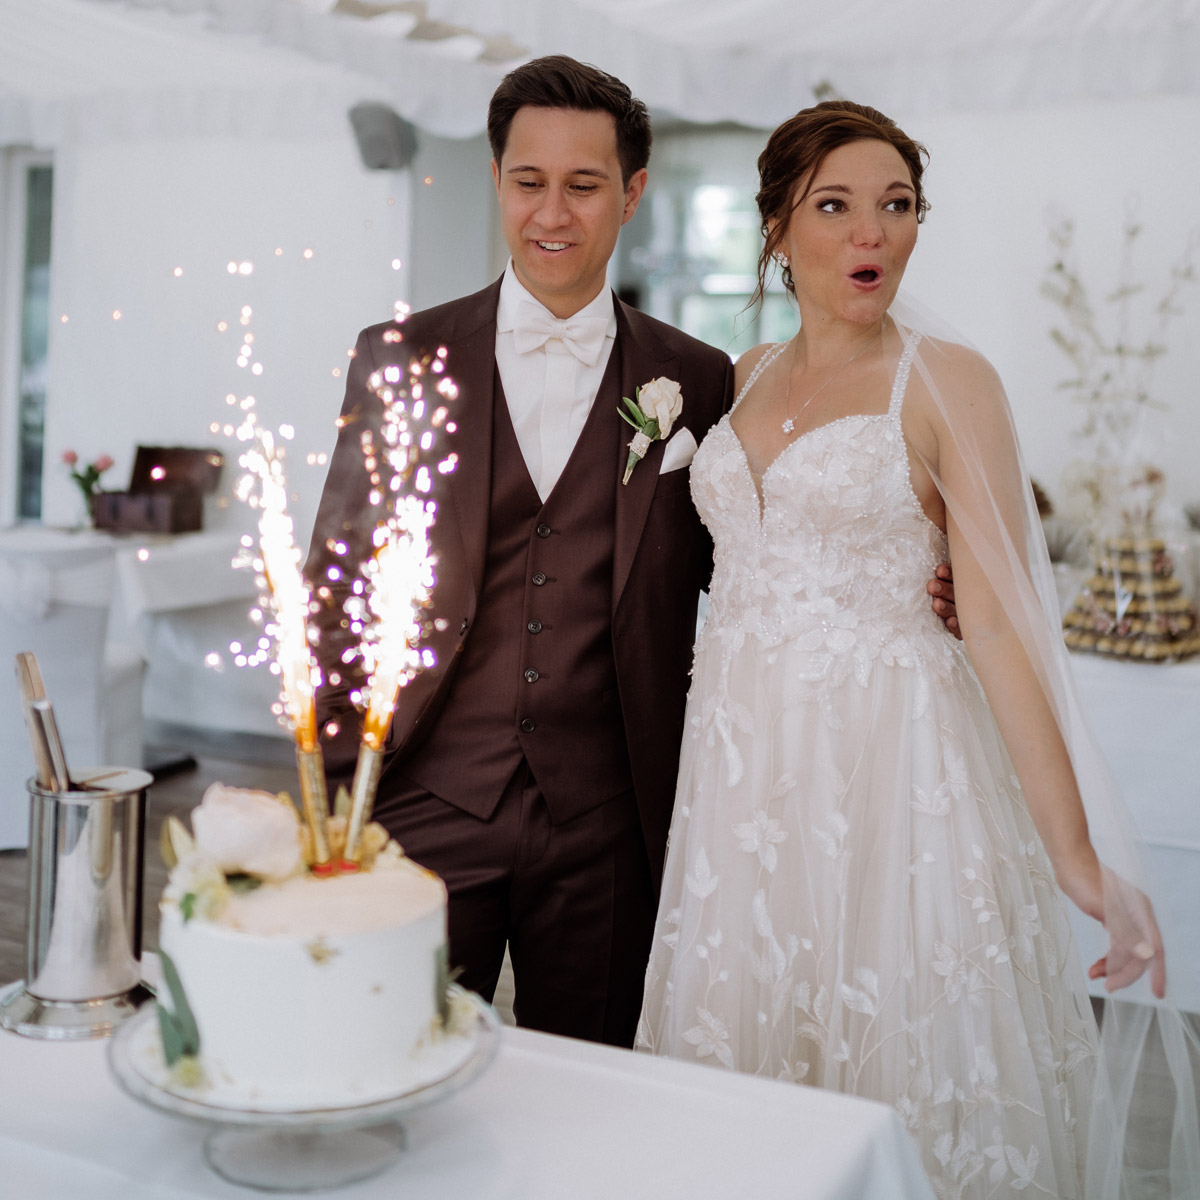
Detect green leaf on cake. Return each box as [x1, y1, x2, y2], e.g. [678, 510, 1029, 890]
[435, 945, 463, 1026]
[159, 821, 178, 871]
[156, 949, 200, 1064]
[157, 1002, 185, 1065]
[161, 815, 195, 869]
[180, 893, 196, 923]
[226, 873, 263, 895]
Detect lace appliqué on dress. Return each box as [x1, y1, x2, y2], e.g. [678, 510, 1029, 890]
[639, 336, 1099, 1199]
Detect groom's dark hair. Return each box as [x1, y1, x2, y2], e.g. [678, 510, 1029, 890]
[487, 55, 652, 185]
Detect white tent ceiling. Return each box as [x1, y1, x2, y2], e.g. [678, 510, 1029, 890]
[2, 0, 1199, 145]
[425, 0, 1200, 124]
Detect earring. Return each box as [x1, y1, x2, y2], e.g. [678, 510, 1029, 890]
[775, 253, 789, 269]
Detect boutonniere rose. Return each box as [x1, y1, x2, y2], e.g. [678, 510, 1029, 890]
[618, 377, 684, 485]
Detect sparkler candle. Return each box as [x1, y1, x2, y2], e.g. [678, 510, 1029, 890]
[340, 354, 455, 869]
[342, 502, 435, 867]
[238, 427, 333, 871]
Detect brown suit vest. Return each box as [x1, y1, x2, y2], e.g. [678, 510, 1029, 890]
[401, 358, 632, 822]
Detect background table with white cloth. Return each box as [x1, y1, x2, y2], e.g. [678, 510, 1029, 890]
[1068, 654, 1200, 1013]
[115, 530, 285, 740]
[0, 1023, 935, 1199]
[0, 526, 145, 848]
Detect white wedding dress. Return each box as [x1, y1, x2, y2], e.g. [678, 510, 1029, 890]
[637, 337, 1102, 1198]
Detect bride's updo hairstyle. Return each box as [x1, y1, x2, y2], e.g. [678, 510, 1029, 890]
[752, 101, 929, 308]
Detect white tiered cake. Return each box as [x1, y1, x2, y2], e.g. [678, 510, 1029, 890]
[153, 784, 453, 1109]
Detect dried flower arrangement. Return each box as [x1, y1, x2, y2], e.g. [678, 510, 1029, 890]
[1041, 207, 1196, 535]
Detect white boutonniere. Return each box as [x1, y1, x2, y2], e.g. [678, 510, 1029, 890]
[618, 377, 684, 485]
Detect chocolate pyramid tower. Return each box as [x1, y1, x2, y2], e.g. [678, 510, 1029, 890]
[1064, 533, 1200, 661]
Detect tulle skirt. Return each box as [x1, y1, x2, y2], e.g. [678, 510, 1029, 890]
[638, 629, 1101, 1198]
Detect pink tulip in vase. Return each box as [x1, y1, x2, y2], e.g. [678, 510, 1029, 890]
[62, 449, 115, 528]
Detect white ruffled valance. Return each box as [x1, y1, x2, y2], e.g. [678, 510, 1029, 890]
[0, 0, 504, 146]
[4, 0, 1200, 149]
[425, 0, 1200, 124]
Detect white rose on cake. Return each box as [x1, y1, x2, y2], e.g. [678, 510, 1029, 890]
[191, 784, 303, 882]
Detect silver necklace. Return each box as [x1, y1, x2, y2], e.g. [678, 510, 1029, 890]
[781, 337, 871, 435]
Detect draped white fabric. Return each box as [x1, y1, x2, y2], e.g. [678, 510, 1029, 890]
[425, 0, 1200, 123]
[4, 0, 1200, 147]
[0, 0, 503, 144]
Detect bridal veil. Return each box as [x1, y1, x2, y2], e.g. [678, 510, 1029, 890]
[890, 293, 1200, 1197]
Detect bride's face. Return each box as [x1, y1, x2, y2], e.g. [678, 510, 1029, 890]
[774, 138, 919, 328]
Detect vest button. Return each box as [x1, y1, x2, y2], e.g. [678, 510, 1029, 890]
[524, 668, 539, 683]
[527, 619, 542, 634]
[531, 571, 547, 586]
[520, 717, 536, 733]
[536, 523, 552, 538]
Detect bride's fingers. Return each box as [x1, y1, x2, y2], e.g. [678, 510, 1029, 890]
[1088, 955, 1107, 981]
[1105, 958, 1144, 992]
[1151, 954, 1167, 999]
[1103, 943, 1164, 994]
[1139, 934, 1168, 998]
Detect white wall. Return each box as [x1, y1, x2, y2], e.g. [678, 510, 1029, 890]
[29, 93, 1200, 540]
[896, 94, 1200, 518]
[408, 131, 497, 310]
[40, 131, 416, 547]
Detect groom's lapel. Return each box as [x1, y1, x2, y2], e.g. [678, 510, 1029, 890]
[612, 299, 679, 614]
[440, 282, 500, 601]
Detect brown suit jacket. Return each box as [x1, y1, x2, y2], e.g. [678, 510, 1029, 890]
[306, 278, 734, 887]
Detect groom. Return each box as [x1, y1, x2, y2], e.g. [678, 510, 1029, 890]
[306, 56, 733, 1048]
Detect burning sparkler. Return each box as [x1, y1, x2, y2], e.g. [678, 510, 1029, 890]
[218, 268, 455, 875]
[338, 348, 457, 868]
[231, 336, 333, 871]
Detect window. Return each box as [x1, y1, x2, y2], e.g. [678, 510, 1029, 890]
[616, 127, 794, 359]
[1, 152, 54, 523]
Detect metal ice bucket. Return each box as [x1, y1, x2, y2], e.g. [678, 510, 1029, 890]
[0, 766, 154, 1039]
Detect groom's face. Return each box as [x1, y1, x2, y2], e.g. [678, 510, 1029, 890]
[492, 106, 647, 319]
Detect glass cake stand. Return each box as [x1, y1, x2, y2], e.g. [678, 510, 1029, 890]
[108, 986, 501, 1192]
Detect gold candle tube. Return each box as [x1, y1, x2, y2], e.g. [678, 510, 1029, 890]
[341, 728, 385, 870]
[295, 744, 333, 873]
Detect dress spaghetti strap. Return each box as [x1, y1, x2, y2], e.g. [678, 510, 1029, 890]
[731, 342, 788, 413]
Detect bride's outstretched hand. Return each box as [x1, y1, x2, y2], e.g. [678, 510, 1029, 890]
[1086, 868, 1166, 999]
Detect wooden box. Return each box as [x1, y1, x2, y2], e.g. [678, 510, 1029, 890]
[90, 446, 224, 534]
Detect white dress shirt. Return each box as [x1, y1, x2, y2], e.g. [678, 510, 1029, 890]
[495, 263, 617, 501]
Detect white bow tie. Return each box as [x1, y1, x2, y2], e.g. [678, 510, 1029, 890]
[512, 301, 610, 366]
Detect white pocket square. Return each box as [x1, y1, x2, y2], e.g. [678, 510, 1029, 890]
[659, 427, 698, 474]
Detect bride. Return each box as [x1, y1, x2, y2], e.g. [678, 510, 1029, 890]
[636, 101, 1197, 1197]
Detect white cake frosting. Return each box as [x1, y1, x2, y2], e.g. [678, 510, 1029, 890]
[158, 851, 448, 1109]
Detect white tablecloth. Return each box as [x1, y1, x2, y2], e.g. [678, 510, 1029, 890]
[1069, 654, 1200, 1012]
[115, 531, 254, 620]
[0, 1023, 934, 1199]
[0, 526, 283, 741]
[0, 527, 144, 847]
[113, 530, 283, 738]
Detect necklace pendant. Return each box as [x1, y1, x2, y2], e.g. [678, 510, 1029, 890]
[781, 417, 795, 435]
